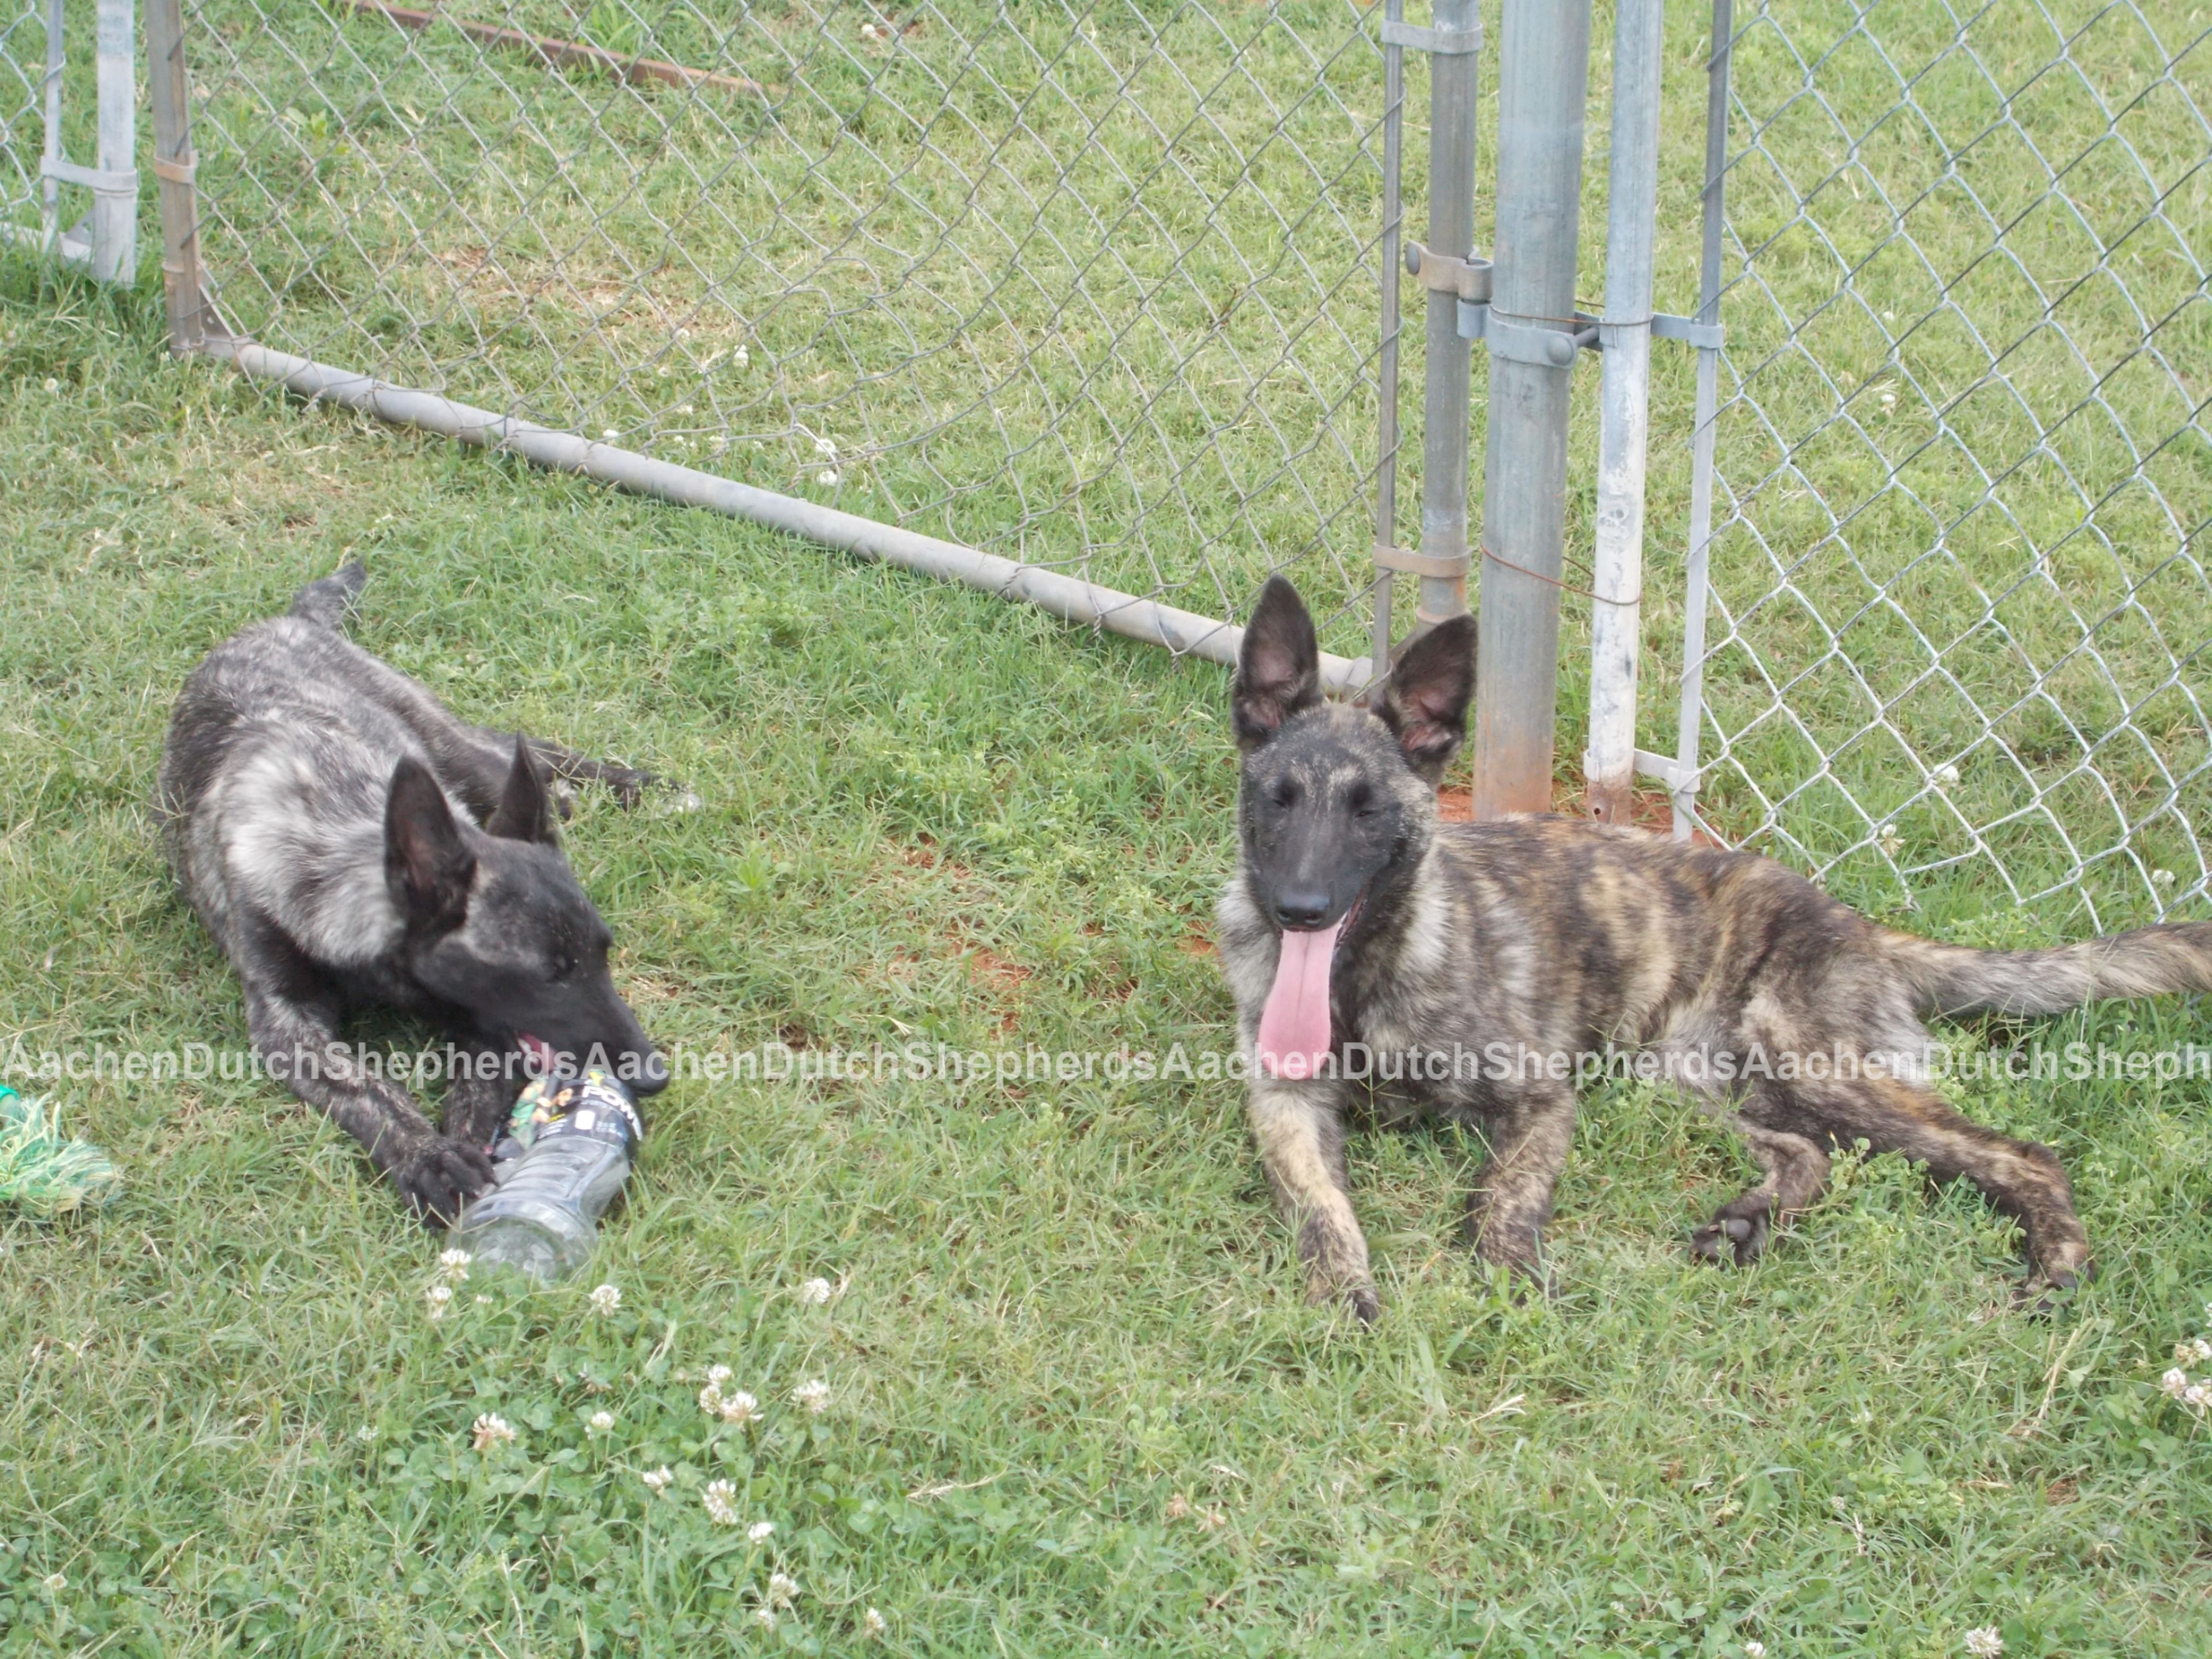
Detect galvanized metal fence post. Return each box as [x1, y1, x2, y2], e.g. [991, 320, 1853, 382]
[1583, 0, 1663, 825]
[1369, 0, 1407, 675]
[144, 0, 225, 350]
[38, 0, 58, 251]
[1471, 0, 1593, 817]
[1408, 0, 1482, 638]
[1671, 0, 1732, 842]
[88, 0, 133, 281]
[22, 0, 138, 278]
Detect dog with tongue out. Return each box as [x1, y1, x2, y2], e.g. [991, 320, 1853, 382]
[1215, 576, 1477, 1323]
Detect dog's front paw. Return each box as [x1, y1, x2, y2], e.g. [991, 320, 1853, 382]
[603, 767, 657, 810]
[392, 1137, 496, 1226]
[1304, 1275, 1382, 1325]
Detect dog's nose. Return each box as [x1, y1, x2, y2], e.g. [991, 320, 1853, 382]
[630, 1046, 670, 1096]
[1272, 890, 1333, 930]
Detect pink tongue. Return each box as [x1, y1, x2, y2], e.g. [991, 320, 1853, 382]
[1257, 917, 1345, 1080]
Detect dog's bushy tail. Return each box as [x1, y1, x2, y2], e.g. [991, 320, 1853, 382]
[288, 560, 368, 630]
[1887, 921, 2212, 1018]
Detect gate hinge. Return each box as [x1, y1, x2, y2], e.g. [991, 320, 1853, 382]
[1404, 241, 1491, 304]
[1652, 311, 1725, 350]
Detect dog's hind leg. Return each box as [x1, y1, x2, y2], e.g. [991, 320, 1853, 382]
[235, 918, 494, 1223]
[1691, 1115, 1831, 1267]
[1464, 1083, 1578, 1287]
[1751, 1073, 2092, 1295]
[1249, 1079, 1378, 1323]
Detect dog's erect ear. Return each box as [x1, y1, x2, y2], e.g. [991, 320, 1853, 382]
[485, 737, 557, 844]
[1375, 614, 1476, 781]
[386, 758, 476, 934]
[1233, 576, 1324, 749]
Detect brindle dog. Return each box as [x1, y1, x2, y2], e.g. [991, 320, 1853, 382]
[1216, 575, 2212, 1321]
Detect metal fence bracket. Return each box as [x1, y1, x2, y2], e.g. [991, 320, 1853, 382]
[1380, 20, 1480, 54]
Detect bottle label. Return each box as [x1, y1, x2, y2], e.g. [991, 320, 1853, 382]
[504, 1068, 642, 1154]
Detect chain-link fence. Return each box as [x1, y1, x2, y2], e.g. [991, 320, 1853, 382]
[165, 0, 1397, 654]
[1686, 0, 2212, 930]
[2, 0, 2206, 926]
[0, 0, 44, 232]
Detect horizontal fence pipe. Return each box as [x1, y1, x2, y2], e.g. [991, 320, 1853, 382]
[216, 343, 1374, 697]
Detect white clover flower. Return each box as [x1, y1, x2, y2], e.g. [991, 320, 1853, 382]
[438, 1247, 472, 1283]
[864, 1608, 888, 1637]
[1879, 389, 1897, 409]
[426, 1283, 455, 1320]
[1743, 1644, 1766, 1659]
[814, 435, 837, 458]
[642, 1465, 673, 1492]
[703, 1479, 739, 1526]
[42, 377, 58, 394]
[357, 1424, 379, 1443]
[1963, 1629, 2003, 1658]
[799, 1277, 833, 1306]
[471, 1413, 517, 1451]
[2186, 1383, 2212, 1412]
[753, 1608, 778, 1631]
[41, 1573, 65, 1593]
[860, 21, 878, 37]
[602, 428, 619, 440]
[748, 1520, 775, 1543]
[589, 1283, 621, 1316]
[2176, 1337, 2212, 1366]
[1935, 763, 1961, 787]
[720, 1389, 760, 1426]
[767, 1571, 800, 1606]
[709, 1364, 734, 1385]
[817, 469, 840, 486]
[2154, 868, 2177, 887]
[733, 346, 750, 368]
[793, 1379, 832, 1414]
[589, 1410, 615, 1434]
[2162, 1367, 2190, 1399]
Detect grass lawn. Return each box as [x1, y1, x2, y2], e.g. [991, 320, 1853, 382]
[2, 264, 2212, 1656]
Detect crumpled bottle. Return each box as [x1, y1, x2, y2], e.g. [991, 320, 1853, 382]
[450, 1068, 639, 1282]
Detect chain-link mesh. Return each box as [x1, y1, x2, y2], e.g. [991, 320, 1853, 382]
[0, 0, 45, 232]
[162, 0, 1395, 647]
[1690, 0, 2212, 929]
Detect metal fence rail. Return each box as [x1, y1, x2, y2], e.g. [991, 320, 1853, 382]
[167, 0, 1399, 655]
[1685, 0, 2212, 929]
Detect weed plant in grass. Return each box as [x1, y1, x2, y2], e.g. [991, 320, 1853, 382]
[1, 265, 2211, 1654]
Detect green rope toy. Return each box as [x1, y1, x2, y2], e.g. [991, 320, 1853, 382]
[0, 1084, 120, 1215]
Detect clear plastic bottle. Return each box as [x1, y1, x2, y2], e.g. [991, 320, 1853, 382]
[451, 1068, 639, 1282]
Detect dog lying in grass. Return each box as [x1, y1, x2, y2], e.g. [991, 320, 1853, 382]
[1216, 575, 2212, 1321]
[158, 562, 666, 1222]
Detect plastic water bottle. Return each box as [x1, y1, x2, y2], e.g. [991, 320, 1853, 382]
[452, 1068, 640, 1282]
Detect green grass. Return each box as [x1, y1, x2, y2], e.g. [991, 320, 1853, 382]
[4, 264, 2212, 1655]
